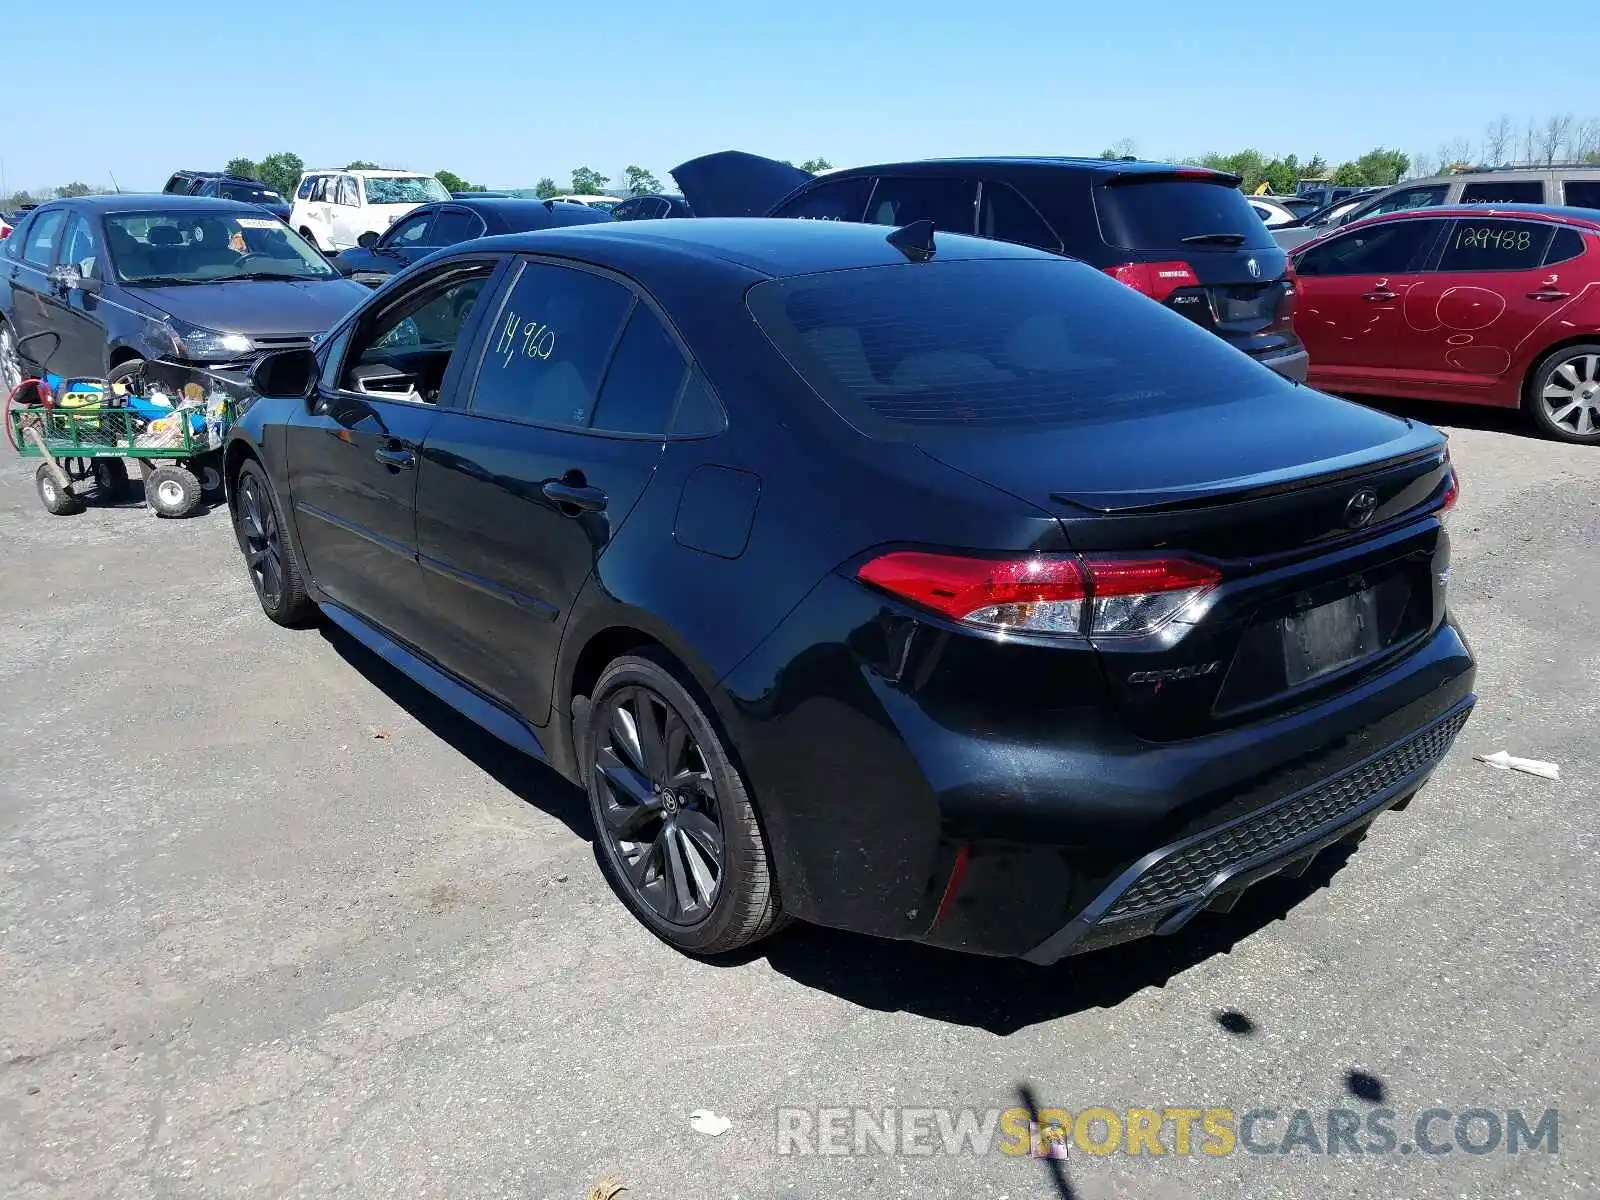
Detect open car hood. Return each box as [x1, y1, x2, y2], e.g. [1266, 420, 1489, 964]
[669, 151, 815, 218]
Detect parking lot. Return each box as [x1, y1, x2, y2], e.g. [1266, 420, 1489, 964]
[0, 400, 1594, 1198]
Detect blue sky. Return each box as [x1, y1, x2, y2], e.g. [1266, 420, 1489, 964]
[6, 0, 1594, 194]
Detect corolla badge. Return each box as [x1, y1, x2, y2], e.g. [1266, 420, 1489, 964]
[1246, 257, 1261, 279]
[1344, 487, 1380, 528]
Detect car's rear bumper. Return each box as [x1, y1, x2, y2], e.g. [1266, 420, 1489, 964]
[1019, 695, 1472, 963]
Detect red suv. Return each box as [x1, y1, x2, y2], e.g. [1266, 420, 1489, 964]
[1290, 204, 1600, 443]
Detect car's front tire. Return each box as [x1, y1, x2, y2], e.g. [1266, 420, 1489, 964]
[583, 653, 788, 957]
[232, 459, 316, 626]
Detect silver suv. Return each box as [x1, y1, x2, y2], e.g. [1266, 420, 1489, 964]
[1274, 165, 1600, 250]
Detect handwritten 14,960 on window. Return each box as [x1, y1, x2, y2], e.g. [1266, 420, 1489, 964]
[494, 309, 557, 369]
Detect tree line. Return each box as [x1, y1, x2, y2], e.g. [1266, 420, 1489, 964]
[1100, 113, 1600, 194]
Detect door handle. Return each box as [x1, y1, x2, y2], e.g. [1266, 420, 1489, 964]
[1361, 289, 1397, 302]
[1527, 289, 1570, 301]
[374, 445, 415, 470]
[541, 480, 607, 513]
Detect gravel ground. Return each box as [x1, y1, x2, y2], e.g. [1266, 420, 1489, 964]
[0, 401, 1595, 1200]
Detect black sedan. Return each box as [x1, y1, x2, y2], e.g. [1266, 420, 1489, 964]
[330, 197, 612, 286]
[1, 195, 367, 396]
[225, 217, 1475, 963]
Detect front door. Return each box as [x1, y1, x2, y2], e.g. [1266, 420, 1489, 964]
[1293, 217, 1448, 390]
[286, 257, 503, 649]
[329, 176, 364, 251]
[48, 213, 111, 379]
[414, 257, 687, 725]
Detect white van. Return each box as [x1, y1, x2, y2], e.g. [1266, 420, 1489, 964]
[289, 169, 451, 252]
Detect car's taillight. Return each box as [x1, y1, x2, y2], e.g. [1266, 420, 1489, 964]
[0, 225, 10, 241]
[1441, 462, 1459, 515]
[856, 551, 1220, 639]
[1102, 260, 1199, 302]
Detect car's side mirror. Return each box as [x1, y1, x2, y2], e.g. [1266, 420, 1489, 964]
[251, 348, 319, 399]
[357, 231, 380, 250]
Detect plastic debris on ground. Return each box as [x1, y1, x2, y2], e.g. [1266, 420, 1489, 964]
[1474, 750, 1560, 781]
[689, 1109, 732, 1136]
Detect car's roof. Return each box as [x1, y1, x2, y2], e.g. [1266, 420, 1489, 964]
[45, 193, 267, 215]
[464, 215, 1056, 277]
[1366, 202, 1600, 228]
[827, 156, 1233, 180]
[443, 197, 611, 227]
[303, 168, 435, 177]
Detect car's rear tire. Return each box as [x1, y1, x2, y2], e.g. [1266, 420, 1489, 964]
[232, 459, 316, 626]
[1525, 342, 1600, 444]
[583, 653, 788, 957]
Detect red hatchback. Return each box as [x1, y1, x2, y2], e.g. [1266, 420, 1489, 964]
[1290, 204, 1600, 443]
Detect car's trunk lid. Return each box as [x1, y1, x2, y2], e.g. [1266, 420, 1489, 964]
[670, 151, 815, 217]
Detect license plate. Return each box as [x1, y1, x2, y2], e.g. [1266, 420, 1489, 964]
[1280, 588, 1382, 686]
[1214, 288, 1272, 323]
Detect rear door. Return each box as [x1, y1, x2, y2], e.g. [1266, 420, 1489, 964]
[49, 213, 110, 378]
[6, 207, 67, 370]
[414, 256, 684, 724]
[1292, 217, 1449, 387]
[1091, 171, 1293, 350]
[1404, 216, 1584, 395]
[285, 256, 502, 650]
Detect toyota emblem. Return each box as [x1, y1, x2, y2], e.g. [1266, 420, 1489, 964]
[1246, 257, 1261, 279]
[1344, 487, 1379, 528]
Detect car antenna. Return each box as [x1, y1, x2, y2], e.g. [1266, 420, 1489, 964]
[108, 171, 122, 194]
[886, 218, 937, 262]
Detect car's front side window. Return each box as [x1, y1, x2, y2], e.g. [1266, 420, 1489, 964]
[335, 261, 498, 402]
[1364, 185, 1448, 218]
[865, 176, 979, 234]
[337, 177, 360, 207]
[1294, 219, 1445, 277]
[386, 213, 435, 247]
[467, 260, 632, 427]
[60, 214, 103, 279]
[770, 177, 873, 222]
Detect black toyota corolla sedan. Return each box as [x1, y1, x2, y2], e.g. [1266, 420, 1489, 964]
[225, 217, 1475, 963]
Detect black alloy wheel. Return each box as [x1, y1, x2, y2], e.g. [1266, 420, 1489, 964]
[232, 461, 315, 625]
[236, 469, 285, 608]
[585, 655, 788, 955]
[595, 684, 725, 924]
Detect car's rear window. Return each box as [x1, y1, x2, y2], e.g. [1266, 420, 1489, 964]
[1095, 176, 1275, 251]
[745, 257, 1285, 435]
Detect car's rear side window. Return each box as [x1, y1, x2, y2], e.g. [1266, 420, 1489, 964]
[1460, 180, 1545, 205]
[1563, 180, 1600, 211]
[746, 258, 1283, 435]
[1545, 226, 1587, 265]
[1095, 176, 1275, 251]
